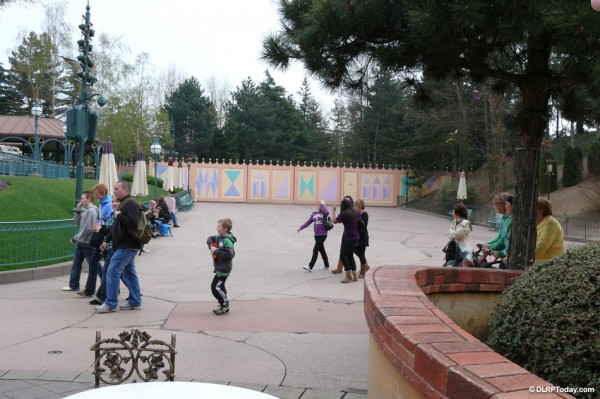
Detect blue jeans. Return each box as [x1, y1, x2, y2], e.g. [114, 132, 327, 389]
[95, 250, 113, 302]
[105, 248, 141, 309]
[69, 244, 100, 292]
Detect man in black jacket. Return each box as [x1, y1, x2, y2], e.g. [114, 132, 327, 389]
[96, 180, 143, 313]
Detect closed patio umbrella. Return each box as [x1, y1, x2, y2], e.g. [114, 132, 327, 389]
[164, 157, 174, 192]
[175, 160, 184, 189]
[98, 138, 118, 191]
[131, 149, 148, 197]
[457, 171, 467, 203]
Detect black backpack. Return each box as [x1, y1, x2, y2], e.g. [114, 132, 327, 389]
[119, 198, 153, 245]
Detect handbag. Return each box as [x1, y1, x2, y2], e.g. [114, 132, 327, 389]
[323, 215, 334, 231]
[89, 230, 106, 249]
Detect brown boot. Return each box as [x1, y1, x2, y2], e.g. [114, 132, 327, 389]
[341, 271, 353, 283]
[358, 263, 370, 279]
[351, 270, 358, 281]
[331, 259, 343, 274]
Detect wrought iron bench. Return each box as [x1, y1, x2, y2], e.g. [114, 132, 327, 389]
[91, 329, 176, 387]
[178, 193, 194, 211]
[488, 214, 503, 231]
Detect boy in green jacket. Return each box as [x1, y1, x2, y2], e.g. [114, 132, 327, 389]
[206, 218, 237, 315]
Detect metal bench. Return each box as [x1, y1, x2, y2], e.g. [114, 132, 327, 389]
[488, 213, 503, 230]
[178, 193, 194, 211]
[91, 329, 176, 387]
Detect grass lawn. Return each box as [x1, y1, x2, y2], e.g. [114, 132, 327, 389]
[0, 176, 167, 222]
[0, 176, 168, 270]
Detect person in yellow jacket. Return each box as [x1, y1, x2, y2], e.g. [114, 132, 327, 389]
[535, 198, 564, 263]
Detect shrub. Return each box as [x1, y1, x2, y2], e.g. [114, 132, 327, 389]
[0, 178, 8, 192]
[562, 146, 582, 187]
[588, 139, 600, 176]
[121, 172, 163, 188]
[435, 178, 478, 204]
[488, 244, 600, 398]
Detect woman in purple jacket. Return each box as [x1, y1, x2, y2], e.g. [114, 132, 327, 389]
[332, 197, 360, 283]
[297, 200, 330, 272]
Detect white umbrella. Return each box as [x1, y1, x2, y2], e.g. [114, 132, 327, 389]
[164, 157, 174, 192]
[175, 160, 184, 189]
[457, 171, 467, 202]
[131, 149, 148, 197]
[99, 138, 118, 191]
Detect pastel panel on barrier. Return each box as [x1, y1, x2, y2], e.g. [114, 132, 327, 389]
[273, 170, 291, 199]
[251, 170, 269, 199]
[222, 169, 243, 199]
[344, 172, 357, 200]
[319, 171, 338, 202]
[298, 171, 316, 201]
[196, 168, 219, 199]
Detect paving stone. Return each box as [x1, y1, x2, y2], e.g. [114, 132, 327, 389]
[39, 382, 91, 395]
[1, 372, 44, 381]
[228, 382, 268, 393]
[2, 385, 55, 399]
[299, 388, 345, 399]
[0, 371, 8, 378]
[0, 381, 35, 394]
[71, 374, 94, 384]
[263, 385, 305, 399]
[342, 393, 368, 399]
[37, 372, 80, 383]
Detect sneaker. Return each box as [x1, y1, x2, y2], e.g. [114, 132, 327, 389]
[302, 266, 312, 272]
[89, 296, 102, 305]
[173, 224, 180, 228]
[76, 290, 92, 297]
[320, 266, 329, 271]
[95, 304, 116, 313]
[62, 286, 77, 291]
[213, 303, 230, 315]
[119, 302, 142, 310]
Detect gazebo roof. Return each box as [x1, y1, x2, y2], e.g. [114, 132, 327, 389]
[0, 115, 65, 140]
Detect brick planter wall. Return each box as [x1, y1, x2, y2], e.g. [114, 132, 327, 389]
[364, 266, 575, 399]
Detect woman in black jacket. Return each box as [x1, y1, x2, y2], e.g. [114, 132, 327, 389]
[354, 199, 370, 278]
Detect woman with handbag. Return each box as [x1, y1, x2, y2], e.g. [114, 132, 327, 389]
[443, 203, 472, 266]
[297, 200, 331, 271]
[354, 199, 370, 278]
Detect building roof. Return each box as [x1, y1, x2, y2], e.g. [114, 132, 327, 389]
[0, 115, 65, 140]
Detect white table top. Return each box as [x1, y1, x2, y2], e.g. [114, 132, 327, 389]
[64, 381, 278, 399]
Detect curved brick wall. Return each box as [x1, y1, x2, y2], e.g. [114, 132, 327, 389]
[363, 266, 574, 399]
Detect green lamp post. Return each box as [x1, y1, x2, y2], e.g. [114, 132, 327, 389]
[150, 137, 162, 199]
[64, 1, 105, 207]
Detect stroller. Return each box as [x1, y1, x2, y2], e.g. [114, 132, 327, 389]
[462, 244, 506, 268]
[442, 240, 468, 267]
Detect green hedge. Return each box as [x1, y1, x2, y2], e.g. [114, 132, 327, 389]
[121, 172, 163, 188]
[488, 244, 600, 398]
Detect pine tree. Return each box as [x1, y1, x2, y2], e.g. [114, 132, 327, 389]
[0, 62, 21, 114]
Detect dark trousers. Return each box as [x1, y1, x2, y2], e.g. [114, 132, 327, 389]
[95, 250, 113, 302]
[309, 235, 329, 268]
[211, 275, 229, 306]
[339, 238, 358, 271]
[354, 245, 367, 264]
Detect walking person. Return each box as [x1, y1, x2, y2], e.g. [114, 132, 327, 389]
[62, 191, 101, 295]
[95, 180, 143, 313]
[354, 199, 370, 278]
[297, 200, 330, 271]
[331, 195, 354, 274]
[331, 197, 360, 283]
[91, 196, 121, 305]
[206, 218, 237, 315]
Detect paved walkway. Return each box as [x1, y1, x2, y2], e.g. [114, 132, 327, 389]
[0, 203, 503, 399]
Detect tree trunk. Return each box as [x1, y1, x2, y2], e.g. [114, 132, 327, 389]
[509, 36, 552, 270]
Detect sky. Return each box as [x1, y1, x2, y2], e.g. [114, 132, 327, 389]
[0, 0, 336, 112]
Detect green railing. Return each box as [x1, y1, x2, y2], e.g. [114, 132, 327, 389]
[407, 198, 600, 241]
[0, 219, 78, 270]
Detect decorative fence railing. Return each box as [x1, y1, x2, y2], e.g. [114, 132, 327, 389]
[0, 219, 78, 270]
[406, 198, 600, 241]
[0, 153, 77, 179]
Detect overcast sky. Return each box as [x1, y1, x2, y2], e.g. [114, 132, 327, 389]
[0, 0, 336, 111]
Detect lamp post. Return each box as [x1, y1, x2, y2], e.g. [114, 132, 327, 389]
[150, 136, 162, 199]
[546, 159, 554, 200]
[31, 100, 42, 162]
[186, 158, 192, 192]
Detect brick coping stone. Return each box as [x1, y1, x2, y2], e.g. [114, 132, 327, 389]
[363, 266, 575, 399]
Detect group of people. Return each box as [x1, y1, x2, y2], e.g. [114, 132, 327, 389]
[148, 195, 180, 237]
[444, 193, 565, 268]
[62, 181, 177, 313]
[297, 196, 370, 283]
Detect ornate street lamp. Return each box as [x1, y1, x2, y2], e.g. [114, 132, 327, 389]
[31, 100, 42, 162]
[150, 136, 162, 199]
[186, 158, 192, 192]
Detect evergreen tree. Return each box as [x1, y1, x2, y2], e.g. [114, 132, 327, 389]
[262, 0, 600, 269]
[164, 76, 218, 160]
[587, 139, 600, 176]
[297, 77, 328, 161]
[0, 62, 21, 114]
[8, 31, 68, 116]
[562, 146, 581, 188]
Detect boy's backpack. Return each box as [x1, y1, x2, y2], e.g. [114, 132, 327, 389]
[119, 198, 153, 245]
